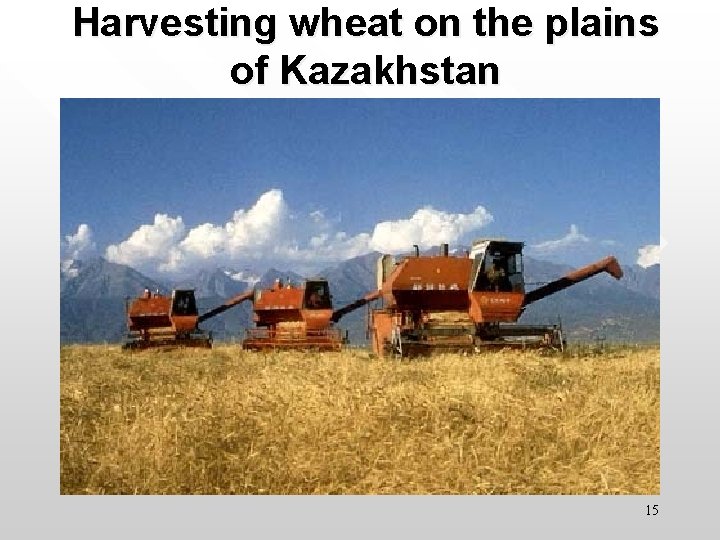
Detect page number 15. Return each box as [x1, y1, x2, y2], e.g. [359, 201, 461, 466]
[646, 504, 659, 516]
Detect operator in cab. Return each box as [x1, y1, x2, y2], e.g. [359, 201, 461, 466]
[486, 258, 509, 292]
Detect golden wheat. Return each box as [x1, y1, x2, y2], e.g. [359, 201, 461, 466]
[60, 344, 659, 494]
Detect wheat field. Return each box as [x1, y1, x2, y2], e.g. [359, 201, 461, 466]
[60, 344, 659, 495]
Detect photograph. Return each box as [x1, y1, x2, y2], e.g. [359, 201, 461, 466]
[60, 98, 659, 495]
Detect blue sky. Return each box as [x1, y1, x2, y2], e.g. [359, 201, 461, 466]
[61, 98, 659, 276]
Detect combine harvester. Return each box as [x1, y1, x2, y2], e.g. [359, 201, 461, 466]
[241, 277, 372, 351]
[123, 238, 621, 355]
[124, 278, 374, 352]
[368, 241, 623, 357]
[122, 288, 254, 350]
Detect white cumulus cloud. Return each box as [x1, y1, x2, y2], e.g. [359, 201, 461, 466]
[161, 189, 291, 272]
[102, 189, 494, 276]
[531, 224, 590, 254]
[105, 214, 185, 270]
[637, 243, 662, 267]
[369, 206, 493, 253]
[62, 223, 96, 260]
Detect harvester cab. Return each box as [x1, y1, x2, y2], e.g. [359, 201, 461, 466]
[468, 240, 527, 325]
[469, 240, 524, 294]
[303, 279, 333, 310]
[172, 289, 199, 317]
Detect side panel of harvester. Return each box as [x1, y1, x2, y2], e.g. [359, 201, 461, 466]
[370, 246, 476, 357]
[369, 310, 394, 358]
[127, 296, 173, 332]
[127, 290, 200, 334]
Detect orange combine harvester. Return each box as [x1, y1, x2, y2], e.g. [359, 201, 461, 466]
[123, 238, 623, 356]
[123, 277, 371, 352]
[122, 288, 253, 350]
[367, 241, 623, 357]
[241, 277, 365, 351]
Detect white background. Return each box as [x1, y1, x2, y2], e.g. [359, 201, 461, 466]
[1, 0, 718, 536]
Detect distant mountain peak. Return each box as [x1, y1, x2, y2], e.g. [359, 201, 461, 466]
[60, 257, 167, 300]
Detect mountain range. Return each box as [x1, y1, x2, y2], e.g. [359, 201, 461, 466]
[60, 251, 660, 345]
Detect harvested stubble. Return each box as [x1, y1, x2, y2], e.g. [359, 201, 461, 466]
[60, 345, 659, 494]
